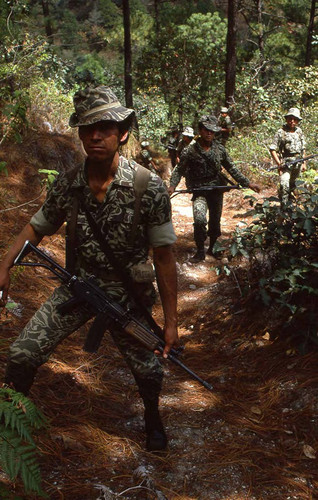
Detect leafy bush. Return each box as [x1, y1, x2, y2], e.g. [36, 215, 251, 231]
[0, 387, 47, 497]
[229, 182, 318, 347]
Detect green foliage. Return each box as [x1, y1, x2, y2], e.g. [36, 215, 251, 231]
[135, 88, 169, 144]
[0, 387, 47, 497]
[228, 182, 318, 346]
[38, 169, 59, 188]
[135, 11, 227, 123]
[0, 161, 8, 176]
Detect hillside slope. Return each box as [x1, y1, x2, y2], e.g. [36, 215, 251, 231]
[0, 134, 317, 499]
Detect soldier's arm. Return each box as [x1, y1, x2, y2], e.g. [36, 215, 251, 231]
[153, 244, 178, 357]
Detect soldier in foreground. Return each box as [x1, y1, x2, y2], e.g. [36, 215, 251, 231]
[168, 115, 260, 262]
[269, 107, 306, 207]
[0, 86, 179, 452]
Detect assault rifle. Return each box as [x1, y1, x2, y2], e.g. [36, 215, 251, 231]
[14, 241, 213, 392]
[170, 170, 241, 199]
[269, 153, 318, 171]
[170, 185, 240, 199]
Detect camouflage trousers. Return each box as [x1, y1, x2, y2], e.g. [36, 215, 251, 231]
[279, 163, 302, 206]
[5, 282, 163, 395]
[192, 192, 224, 248]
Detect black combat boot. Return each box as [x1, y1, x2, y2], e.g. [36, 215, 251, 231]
[206, 237, 217, 256]
[189, 245, 205, 263]
[134, 375, 167, 452]
[4, 361, 37, 396]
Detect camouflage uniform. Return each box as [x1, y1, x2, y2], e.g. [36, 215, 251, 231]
[140, 148, 156, 173]
[6, 156, 176, 394]
[269, 125, 306, 205]
[170, 139, 250, 250]
[167, 135, 178, 169]
[217, 114, 232, 145]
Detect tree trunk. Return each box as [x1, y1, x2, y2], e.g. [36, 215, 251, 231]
[225, 0, 237, 106]
[305, 0, 316, 66]
[122, 0, 133, 108]
[41, 0, 54, 42]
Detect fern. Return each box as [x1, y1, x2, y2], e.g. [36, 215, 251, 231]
[0, 387, 48, 497]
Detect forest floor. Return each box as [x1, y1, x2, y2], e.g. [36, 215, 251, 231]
[0, 134, 317, 499]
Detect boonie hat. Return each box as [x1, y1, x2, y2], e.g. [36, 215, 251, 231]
[284, 107, 302, 121]
[182, 126, 194, 137]
[141, 140, 150, 147]
[69, 86, 135, 128]
[199, 114, 221, 133]
[220, 107, 229, 113]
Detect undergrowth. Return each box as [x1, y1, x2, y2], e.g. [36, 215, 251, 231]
[0, 387, 48, 498]
[225, 181, 318, 349]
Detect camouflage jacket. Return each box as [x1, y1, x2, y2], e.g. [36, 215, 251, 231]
[218, 114, 232, 131]
[31, 156, 176, 277]
[169, 139, 250, 189]
[269, 126, 306, 158]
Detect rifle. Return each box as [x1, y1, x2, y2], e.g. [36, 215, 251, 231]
[14, 241, 213, 392]
[269, 153, 318, 171]
[170, 185, 240, 199]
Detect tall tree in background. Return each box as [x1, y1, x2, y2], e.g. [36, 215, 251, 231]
[225, 0, 237, 106]
[305, 0, 316, 65]
[40, 0, 54, 43]
[122, 0, 133, 108]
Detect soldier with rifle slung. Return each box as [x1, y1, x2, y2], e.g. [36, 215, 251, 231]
[269, 107, 306, 207]
[0, 86, 179, 452]
[168, 115, 260, 262]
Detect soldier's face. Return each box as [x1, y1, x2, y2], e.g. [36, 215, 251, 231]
[79, 120, 128, 161]
[286, 116, 299, 130]
[199, 126, 215, 144]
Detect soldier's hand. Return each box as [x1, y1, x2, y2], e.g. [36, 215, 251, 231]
[249, 183, 261, 193]
[168, 186, 175, 196]
[162, 324, 179, 358]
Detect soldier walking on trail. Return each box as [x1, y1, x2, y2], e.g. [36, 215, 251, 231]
[217, 107, 233, 145]
[0, 86, 179, 452]
[176, 126, 195, 163]
[269, 107, 306, 207]
[167, 127, 179, 170]
[140, 140, 158, 174]
[168, 115, 260, 263]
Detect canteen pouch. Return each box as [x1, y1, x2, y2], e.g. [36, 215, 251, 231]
[129, 262, 156, 283]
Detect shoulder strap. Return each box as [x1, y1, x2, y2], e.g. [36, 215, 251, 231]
[64, 166, 81, 273]
[128, 164, 151, 248]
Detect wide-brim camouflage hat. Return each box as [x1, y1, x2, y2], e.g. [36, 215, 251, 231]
[284, 107, 302, 121]
[199, 114, 222, 133]
[220, 107, 229, 113]
[69, 86, 135, 128]
[182, 126, 194, 137]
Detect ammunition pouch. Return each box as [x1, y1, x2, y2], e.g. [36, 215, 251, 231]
[129, 262, 155, 284]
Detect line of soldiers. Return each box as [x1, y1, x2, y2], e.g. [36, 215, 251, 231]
[0, 87, 309, 456]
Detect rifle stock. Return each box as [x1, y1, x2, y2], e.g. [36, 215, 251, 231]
[14, 241, 213, 392]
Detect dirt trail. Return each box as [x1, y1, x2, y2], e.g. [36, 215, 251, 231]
[0, 154, 317, 499]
